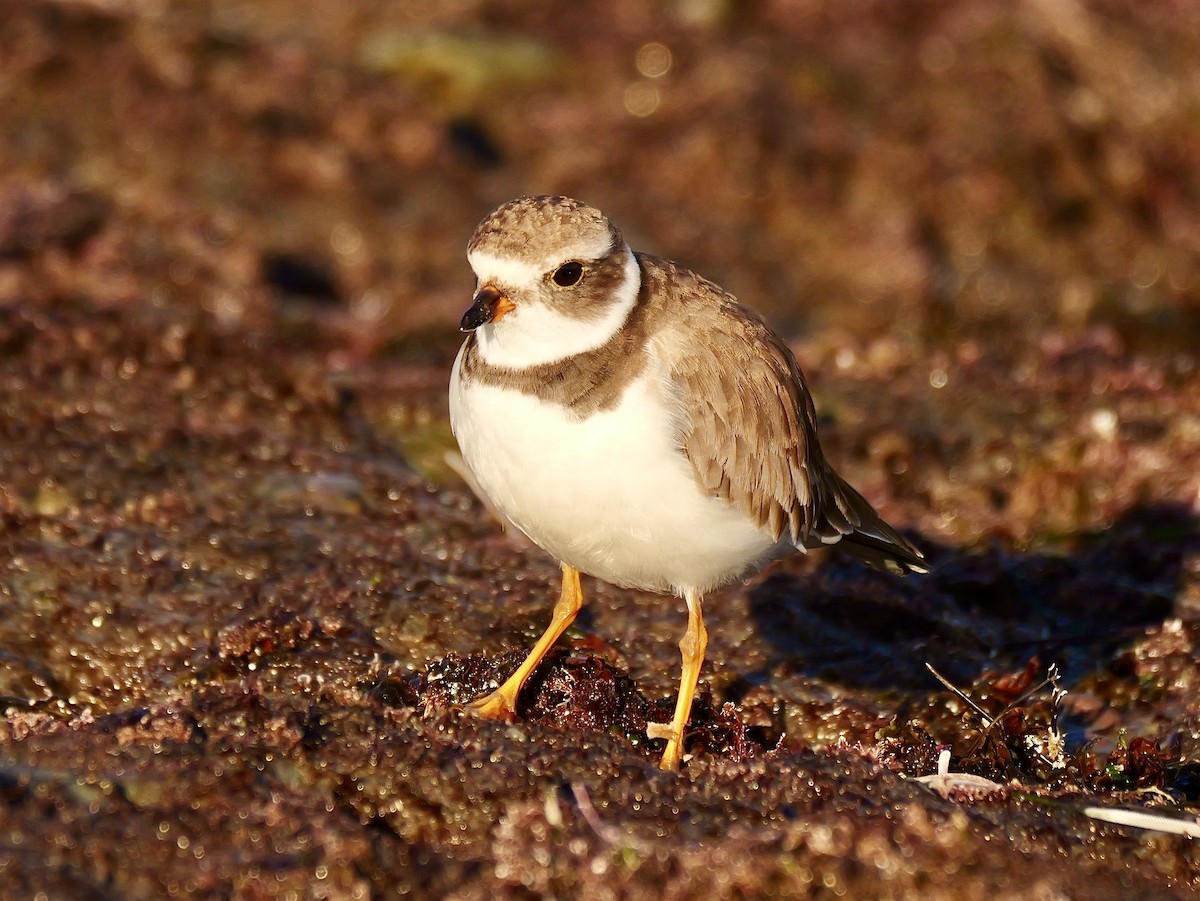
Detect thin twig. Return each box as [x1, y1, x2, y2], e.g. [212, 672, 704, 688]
[925, 663, 995, 726]
[1083, 806, 1200, 838]
[925, 662, 1065, 769]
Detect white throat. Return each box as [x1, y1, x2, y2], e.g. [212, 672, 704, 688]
[472, 248, 641, 369]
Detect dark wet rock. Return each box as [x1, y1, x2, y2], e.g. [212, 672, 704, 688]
[446, 118, 504, 169]
[260, 251, 341, 304]
[0, 179, 109, 258]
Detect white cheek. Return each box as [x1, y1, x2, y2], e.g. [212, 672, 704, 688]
[474, 248, 640, 369]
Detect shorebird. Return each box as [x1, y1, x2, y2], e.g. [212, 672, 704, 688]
[449, 196, 926, 770]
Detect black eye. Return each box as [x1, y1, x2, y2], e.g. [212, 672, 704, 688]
[551, 262, 584, 287]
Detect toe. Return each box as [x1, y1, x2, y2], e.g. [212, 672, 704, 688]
[468, 690, 519, 722]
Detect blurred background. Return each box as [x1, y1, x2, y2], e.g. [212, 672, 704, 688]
[5, 0, 1200, 549]
[3, 4, 1200, 894]
[4, 0, 1198, 344]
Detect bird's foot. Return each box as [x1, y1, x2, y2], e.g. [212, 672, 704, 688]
[468, 687, 520, 722]
[647, 720, 685, 771]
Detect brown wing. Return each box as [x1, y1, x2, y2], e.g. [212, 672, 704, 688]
[643, 255, 927, 574]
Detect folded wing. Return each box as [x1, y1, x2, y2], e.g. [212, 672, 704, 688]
[643, 255, 927, 575]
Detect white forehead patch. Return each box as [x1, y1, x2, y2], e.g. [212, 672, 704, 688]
[467, 251, 543, 289]
[467, 228, 617, 289]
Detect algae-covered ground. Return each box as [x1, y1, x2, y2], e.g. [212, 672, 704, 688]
[2, 1, 1200, 898]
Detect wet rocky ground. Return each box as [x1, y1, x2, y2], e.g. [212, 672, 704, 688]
[2, 1, 1200, 898]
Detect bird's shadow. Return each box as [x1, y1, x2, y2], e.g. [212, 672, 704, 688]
[746, 502, 1199, 691]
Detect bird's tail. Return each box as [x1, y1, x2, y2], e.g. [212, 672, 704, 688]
[810, 470, 929, 575]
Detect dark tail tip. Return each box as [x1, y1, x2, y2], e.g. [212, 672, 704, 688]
[838, 531, 929, 575]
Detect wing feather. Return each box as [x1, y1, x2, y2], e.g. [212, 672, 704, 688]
[640, 254, 927, 574]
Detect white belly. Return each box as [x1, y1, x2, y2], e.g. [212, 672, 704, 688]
[448, 346, 778, 594]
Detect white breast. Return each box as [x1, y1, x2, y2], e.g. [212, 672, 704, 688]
[448, 346, 778, 595]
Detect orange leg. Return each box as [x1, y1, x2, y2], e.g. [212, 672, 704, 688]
[648, 588, 708, 771]
[470, 563, 583, 720]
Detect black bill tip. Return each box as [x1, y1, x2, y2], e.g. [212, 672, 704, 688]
[460, 285, 506, 332]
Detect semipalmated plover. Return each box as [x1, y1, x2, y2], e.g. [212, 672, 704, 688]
[449, 195, 926, 771]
